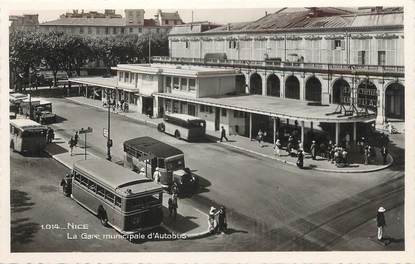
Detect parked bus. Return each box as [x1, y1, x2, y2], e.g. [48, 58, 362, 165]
[157, 113, 206, 141]
[10, 119, 48, 154]
[67, 158, 164, 235]
[123, 137, 198, 195]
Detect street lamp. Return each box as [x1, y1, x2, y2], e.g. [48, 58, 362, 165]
[105, 89, 114, 161]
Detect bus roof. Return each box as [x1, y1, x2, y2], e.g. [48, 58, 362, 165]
[73, 159, 163, 196]
[165, 113, 205, 121]
[124, 137, 183, 159]
[10, 119, 46, 129]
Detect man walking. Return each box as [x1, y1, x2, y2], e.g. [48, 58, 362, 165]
[381, 145, 389, 165]
[168, 193, 178, 220]
[153, 167, 161, 183]
[74, 131, 79, 147]
[377, 207, 386, 242]
[220, 126, 229, 142]
[274, 139, 282, 157]
[310, 140, 317, 160]
[68, 137, 75, 156]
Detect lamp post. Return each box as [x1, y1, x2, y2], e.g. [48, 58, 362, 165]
[106, 89, 113, 161]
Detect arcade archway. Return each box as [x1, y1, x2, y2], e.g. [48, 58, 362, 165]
[236, 74, 247, 94]
[305, 76, 322, 102]
[250, 73, 262, 95]
[357, 80, 377, 112]
[332, 79, 350, 104]
[266, 74, 280, 97]
[285, 76, 300, 99]
[385, 83, 404, 119]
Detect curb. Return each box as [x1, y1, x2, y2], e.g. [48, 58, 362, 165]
[218, 141, 394, 173]
[65, 97, 159, 128]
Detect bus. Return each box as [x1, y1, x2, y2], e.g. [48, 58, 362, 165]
[68, 158, 164, 235]
[157, 113, 206, 141]
[10, 119, 48, 154]
[124, 137, 198, 195]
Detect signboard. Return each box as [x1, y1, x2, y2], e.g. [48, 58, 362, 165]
[103, 128, 108, 138]
[79, 127, 93, 134]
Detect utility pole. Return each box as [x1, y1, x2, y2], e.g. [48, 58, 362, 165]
[149, 32, 151, 63]
[106, 89, 112, 161]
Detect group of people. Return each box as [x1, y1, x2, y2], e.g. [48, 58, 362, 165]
[102, 98, 129, 113]
[208, 206, 227, 234]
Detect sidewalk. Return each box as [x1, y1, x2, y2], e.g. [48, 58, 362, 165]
[44, 132, 210, 239]
[66, 96, 394, 173]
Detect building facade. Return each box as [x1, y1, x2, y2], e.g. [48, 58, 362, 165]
[152, 7, 405, 125]
[38, 9, 184, 37]
[9, 14, 39, 31]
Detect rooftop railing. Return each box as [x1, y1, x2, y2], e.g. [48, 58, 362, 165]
[151, 56, 405, 75]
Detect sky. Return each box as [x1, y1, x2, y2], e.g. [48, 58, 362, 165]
[9, 8, 286, 24]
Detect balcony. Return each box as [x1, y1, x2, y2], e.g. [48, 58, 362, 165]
[151, 56, 404, 77]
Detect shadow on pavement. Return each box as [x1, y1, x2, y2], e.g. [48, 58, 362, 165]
[45, 143, 68, 155]
[193, 173, 211, 195]
[383, 236, 404, 245]
[11, 189, 35, 213]
[11, 218, 40, 245]
[225, 227, 248, 235]
[53, 115, 67, 124]
[162, 207, 200, 234]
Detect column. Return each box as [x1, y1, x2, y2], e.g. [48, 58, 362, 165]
[262, 74, 267, 96]
[376, 86, 385, 125]
[280, 75, 285, 98]
[78, 83, 81, 95]
[153, 95, 159, 118]
[85, 85, 88, 98]
[93, 87, 96, 100]
[300, 76, 305, 101]
[301, 121, 305, 145]
[353, 122, 357, 142]
[245, 73, 250, 94]
[249, 113, 252, 139]
[273, 118, 276, 144]
[335, 122, 340, 145]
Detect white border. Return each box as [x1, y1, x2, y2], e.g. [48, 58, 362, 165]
[1, 0, 414, 263]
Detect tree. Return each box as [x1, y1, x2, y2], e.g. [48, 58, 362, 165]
[41, 31, 67, 87]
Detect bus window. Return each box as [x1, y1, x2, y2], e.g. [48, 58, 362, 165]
[97, 185, 105, 197]
[80, 176, 89, 187]
[74, 172, 81, 182]
[115, 196, 122, 208]
[106, 191, 115, 204]
[157, 158, 165, 169]
[89, 182, 97, 192]
[166, 157, 184, 171]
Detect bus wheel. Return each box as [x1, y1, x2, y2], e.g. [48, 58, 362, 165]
[157, 123, 165, 132]
[174, 130, 181, 139]
[98, 207, 108, 226]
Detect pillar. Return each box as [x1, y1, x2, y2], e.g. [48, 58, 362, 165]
[301, 121, 305, 144]
[245, 73, 250, 94]
[93, 87, 96, 100]
[300, 76, 305, 101]
[262, 74, 267, 96]
[353, 122, 357, 142]
[273, 118, 276, 144]
[153, 95, 159, 118]
[376, 87, 385, 125]
[78, 83, 81, 95]
[85, 85, 88, 98]
[335, 122, 340, 145]
[249, 113, 252, 139]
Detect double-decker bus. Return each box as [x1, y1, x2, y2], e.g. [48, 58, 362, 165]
[10, 119, 48, 154]
[69, 159, 163, 234]
[157, 113, 206, 141]
[124, 137, 198, 195]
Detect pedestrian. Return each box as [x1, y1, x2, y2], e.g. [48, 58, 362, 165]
[287, 136, 293, 155]
[153, 167, 161, 183]
[47, 127, 53, 143]
[377, 207, 386, 241]
[319, 142, 326, 158]
[342, 148, 349, 165]
[274, 139, 281, 157]
[220, 126, 229, 142]
[60, 173, 72, 196]
[257, 129, 264, 147]
[364, 146, 369, 165]
[296, 150, 304, 169]
[381, 145, 388, 165]
[345, 133, 351, 149]
[310, 140, 317, 160]
[74, 131, 79, 147]
[327, 140, 333, 161]
[168, 193, 178, 220]
[208, 206, 217, 234]
[68, 137, 75, 156]
[297, 140, 303, 151]
[217, 206, 227, 234]
[330, 144, 336, 164]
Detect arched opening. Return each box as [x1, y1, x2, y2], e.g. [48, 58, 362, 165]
[249, 73, 262, 95]
[285, 76, 300, 99]
[385, 83, 404, 119]
[266, 74, 280, 97]
[357, 80, 377, 112]
[236, 74, 247, 94]
[305, 76, 322, 102]
[332, 79, 351, 104]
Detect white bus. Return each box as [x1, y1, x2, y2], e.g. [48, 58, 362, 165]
[10, 119, 48, 154]
[69, 159, 164, 235]
[157, 113, 206, 141]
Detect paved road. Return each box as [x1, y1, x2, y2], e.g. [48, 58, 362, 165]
[11, 97, 404, 251]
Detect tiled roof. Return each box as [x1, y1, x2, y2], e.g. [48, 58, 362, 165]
[40, 17, 126, 27]
[144, 19, 156, 26]
[160, 12, 181, 20]
[182, 7, 403, 34]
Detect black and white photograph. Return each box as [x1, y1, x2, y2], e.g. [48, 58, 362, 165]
[2, 0, 414, 262]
